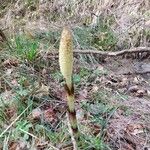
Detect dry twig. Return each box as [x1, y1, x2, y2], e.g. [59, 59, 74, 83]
[48, 47, 150, 58]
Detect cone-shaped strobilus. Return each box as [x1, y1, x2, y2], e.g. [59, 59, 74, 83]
[59, 27, 78, 134]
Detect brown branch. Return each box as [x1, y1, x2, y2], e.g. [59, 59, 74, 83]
[74, 47, 150, 56]
[73, 47, 150, 56]
[122, 71, 150, 75]
[48, 47, 150, 57]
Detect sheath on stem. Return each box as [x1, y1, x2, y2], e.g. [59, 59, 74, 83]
[59, 27, 78, 134]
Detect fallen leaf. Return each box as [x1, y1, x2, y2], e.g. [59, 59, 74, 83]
[125, 124, 144, 135]
[118, 140, 135, 150]
[3, 59, 19, 67]
[9, 142, 18, 150]
[35, 83, 49, 97]
[43, 108, 56, 123]
[5, 106, 17, 120]
[36, 138, 48, 149]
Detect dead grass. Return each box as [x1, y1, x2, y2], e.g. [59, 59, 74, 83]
[0, 0, 150, 50]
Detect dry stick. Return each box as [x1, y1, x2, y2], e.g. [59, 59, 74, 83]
[49, 47, 150, 57]
[122, 71, 150, 75]
[73, 47, 150, 56]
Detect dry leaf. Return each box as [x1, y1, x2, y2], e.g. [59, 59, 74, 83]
[35, 83, 49, 97]
[43, 108, 56, 123]
[126, 124, 144, 135]
[3, 59, 19, 67]
[9, 142, 18, 150]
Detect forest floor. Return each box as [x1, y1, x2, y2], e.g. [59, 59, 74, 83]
[0, 0, 150, 149]
[0, 48, 150, 149]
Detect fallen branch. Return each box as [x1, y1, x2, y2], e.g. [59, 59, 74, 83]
[73, 47, 150, 56]
[47, 47, 150, 57]
[122, 71, 150, 75]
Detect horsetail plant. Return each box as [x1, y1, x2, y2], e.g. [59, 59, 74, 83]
[59, 27, 78, 135]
